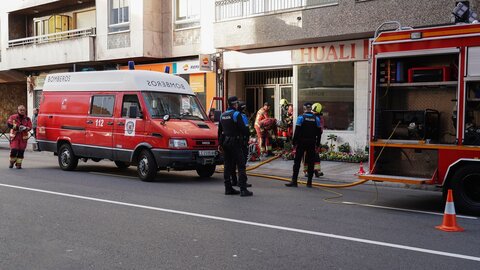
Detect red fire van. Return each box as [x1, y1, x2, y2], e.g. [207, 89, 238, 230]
[36, 70, 221, 181]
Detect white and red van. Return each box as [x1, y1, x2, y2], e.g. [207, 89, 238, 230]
[37, 70, 221, 181]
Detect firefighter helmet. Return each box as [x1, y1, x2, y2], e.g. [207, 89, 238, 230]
[312, 103, 322, 113]
[280, 98, 289, 106]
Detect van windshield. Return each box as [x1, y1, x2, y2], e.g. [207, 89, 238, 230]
[143, 92, 207, 120]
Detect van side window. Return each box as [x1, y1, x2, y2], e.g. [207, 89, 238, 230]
[122, 95, 141, 118]
[90, 95, 115, 116]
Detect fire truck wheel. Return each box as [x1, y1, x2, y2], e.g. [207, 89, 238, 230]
[58, 143, 78, 171]
[114, 161, 130, 169]
[137, 150, 157, 182]
[451, 164, 480, 214]
[196, 165, 216, 178]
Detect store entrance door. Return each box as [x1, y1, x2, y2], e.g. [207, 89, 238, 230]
[245, 85, 292, 119]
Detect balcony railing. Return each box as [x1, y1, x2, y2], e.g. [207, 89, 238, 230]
[215, 0, 337, 21]
[8, 27, 96, 48]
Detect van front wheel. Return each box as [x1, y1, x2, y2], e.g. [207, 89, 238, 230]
[58, 144, 78, 171]
[196, 165, 216, 178]
[137, 150, 157, 182]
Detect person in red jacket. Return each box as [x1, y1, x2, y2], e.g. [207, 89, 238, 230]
[7, 105, 32, 169]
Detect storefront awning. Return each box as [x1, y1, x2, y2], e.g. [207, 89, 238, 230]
[0, 70, 26, 83]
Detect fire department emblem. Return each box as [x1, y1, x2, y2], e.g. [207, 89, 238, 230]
[125, 119, 136, 136]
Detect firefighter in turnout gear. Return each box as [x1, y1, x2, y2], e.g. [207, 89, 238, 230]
[7, 105, 32, 169]
[218, 96, 253, 196]
[285, 102, 322, 188]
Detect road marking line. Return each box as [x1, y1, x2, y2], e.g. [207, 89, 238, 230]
[1, 182, 480, 262]
[342, 201, 478, 220]
[89, 172, 138, 179]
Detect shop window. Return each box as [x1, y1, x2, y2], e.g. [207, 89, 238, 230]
[175, 0, 200, 29]
[297, 62, 354, 131]
[109, 0, 130, 33]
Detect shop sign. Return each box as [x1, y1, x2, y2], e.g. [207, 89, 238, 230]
[174, 60, 206, 74]
[199, 54, 212, 71]
[292, 40, 369, 64]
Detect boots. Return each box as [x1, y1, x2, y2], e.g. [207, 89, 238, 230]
[240, 188, 253, 197]
[285, 180, 298, 187]
[9, 161, 14, 169]
[306, 178, 313, 188]
[225, 184, 240, 195]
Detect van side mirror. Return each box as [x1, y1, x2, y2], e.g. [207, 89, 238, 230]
[161, 114, 170, 125]
[213, 110, 222, 122]
[128, 106, 143, 118]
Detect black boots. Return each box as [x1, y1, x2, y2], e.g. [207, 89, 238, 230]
[285, 180, 298, 187]
[285, 180, 313, 187]
[306, 179, 312, 188]
[225, 186, 240, 195]
[240, 188, 253, 197]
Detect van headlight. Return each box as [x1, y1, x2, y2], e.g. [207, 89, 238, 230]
[169, 139, 188, 148]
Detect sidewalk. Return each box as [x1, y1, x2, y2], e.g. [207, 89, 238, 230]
[247, 157, 440, 191]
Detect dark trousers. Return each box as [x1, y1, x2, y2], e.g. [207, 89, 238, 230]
[230, 142, 249, 183]
[224, 143, 248, 188]
[292, 143, 315, 181]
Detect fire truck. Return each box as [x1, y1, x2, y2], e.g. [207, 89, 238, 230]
[359, 22, 480, 214]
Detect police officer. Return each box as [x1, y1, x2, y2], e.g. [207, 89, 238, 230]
[285, 102, 322, 188]
[230, 101, 252, 187]
[218, 96, 253, 196]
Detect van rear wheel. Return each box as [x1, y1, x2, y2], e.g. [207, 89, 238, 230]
[196, 165, 216, 178]
[58, 144, 78, 171]
[137, 150, 157, 182]
[115, 161, 130, 169]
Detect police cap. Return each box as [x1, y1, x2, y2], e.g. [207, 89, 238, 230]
[303, 102, 312, 108]
[228, 96, 239, 105]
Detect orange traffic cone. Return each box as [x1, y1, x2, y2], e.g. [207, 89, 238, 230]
[436, 189, 464, 232]
[356, 162, 366, 175]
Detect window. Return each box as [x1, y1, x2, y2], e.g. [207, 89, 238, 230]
[109, 0, 129, 32]
[34, 19, 49, 36]
[297, 62, 354, 131]
[142, 92, 206, 120]
[122, 95, 141, 118]
[90, 95, 115, 116]
[175, 0, 200, 29]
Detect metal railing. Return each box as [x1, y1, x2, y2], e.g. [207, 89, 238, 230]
[215, 0, 338, 21]
[8, 27, 96, 48]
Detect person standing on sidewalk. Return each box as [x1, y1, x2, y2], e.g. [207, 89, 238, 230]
[230, 101, 252, 188]
[218, 96, 253, 197]
[254, 102, 272, 156]
[31, 108, 38, 138]
[7, 105, 32, 169]
[303, 102, 324, 178]
[285, 102, 321, 188]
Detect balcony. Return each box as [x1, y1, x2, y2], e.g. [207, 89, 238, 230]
[5, 28, 96, 69]
[215, 0, 338, 21]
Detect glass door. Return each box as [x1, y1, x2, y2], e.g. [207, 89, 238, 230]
[262, 86, 275, 118]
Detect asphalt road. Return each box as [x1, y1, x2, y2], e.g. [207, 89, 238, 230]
[0, 150, 479, 270]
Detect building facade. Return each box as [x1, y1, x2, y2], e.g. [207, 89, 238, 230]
[0, 0, 217, 129]
[1, 0, 479, 151]
[214, 0, 480, 150]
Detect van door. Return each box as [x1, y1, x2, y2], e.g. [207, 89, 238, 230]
[85, 94, 115, 159]
[113, 93, 146, 162]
